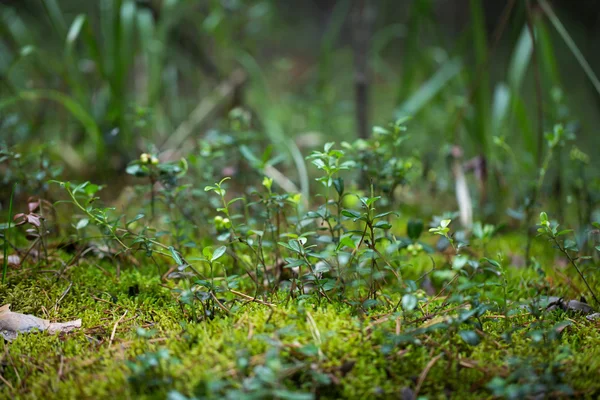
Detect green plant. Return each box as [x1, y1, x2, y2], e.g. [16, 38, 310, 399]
[537, 211, 600, 307]
[127, 329, 181, 394]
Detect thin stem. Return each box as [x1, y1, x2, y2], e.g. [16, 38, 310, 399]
[553, 237, 600, 307]
[2, 184, 16, 284]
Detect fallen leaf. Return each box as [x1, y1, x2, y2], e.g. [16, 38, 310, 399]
[0, 254, 21, 266]
[0, 304, 81, 341]
[586, 313, 600, 321]
[564, 300, 595, 314]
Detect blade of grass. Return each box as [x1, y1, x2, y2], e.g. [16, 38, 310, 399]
[512, 94, 535, 166]
[100, 0, 116, 78]
[65, 14, 89, 106]
[397, 0, 434, 103]
[2, 183, 16, 284]
[525, 0, 544, 167]
[0, 90, 104, 159]
[491, 82, 510, 137]
[236, 51, 310, 200]
[469, 0, 490, 155]
[449, 0, 515, 147]
[534, 15, 560, 87]
[115, 0, 136, 148]
[41, 0, 67, 37]
[508, 25, 533, 90]
[395, 57, 463, 118]
[137, 9, 158, 106]
[538, 0, 600, 96]
[318, 0, 351, 87]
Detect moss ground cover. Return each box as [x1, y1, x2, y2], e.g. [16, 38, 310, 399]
[2, 233, 600, 399]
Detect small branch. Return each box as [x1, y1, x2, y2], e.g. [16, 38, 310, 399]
[414, 353, 443, 396]
[230, 289, 274, 307]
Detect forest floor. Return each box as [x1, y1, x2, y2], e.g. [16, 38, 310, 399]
[2, 233, 600, 400]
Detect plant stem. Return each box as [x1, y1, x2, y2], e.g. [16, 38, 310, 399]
[2, 184, 16, 284]
[554, 237, 600, 307]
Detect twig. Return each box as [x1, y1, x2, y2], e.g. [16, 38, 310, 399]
[230, 289, 274, 307]
[210, 292, 232, 315]
[53, 282, 73, 311]
[108, 310, 128, 347]
[414, 353, 443, 397]
[0, 373, 14, 391]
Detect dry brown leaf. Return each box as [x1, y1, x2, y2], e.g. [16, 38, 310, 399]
[0, 304, 81, 341]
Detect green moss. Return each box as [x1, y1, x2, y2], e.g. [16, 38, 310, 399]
[1, 236, 600, 399]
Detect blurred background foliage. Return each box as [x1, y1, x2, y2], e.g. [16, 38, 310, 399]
[2, 0, 600, 223]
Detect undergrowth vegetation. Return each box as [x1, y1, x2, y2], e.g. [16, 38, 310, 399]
[2, 117, 600, 399]
[3, 0, 600, 399]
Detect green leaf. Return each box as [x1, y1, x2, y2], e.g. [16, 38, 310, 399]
[333, 177, 344, 196]
[169, 246, 183, 266]
[75, 218, 89, 230]
[374, 220, 392, 230]
[227, 197, 244, 206]
[556, 229, 573, 237]
[401, 294, 418, 311]
[458, 330, 480, 346]
[480, 257, 500, 269]
[338, 235, 356, 250]
[126, 214, 145, 226]
[374, 211, 398, 220]
[341, 209, 361, 219]
[407, 219, 424, 240]
[211, 246, 227, 262]
[373, 126, 389, 135]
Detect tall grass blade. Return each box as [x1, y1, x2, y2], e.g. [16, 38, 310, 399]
[504, 24, 535, 157]
[534, 16, 560, 86]
[491, 82, 510, 137]
[508, 26, 533, 90]
[137, 9, 157, 105]
[397, 0, 434, 103]
[319, 0, 351, 76]
[395, 58, 462, 118]
[236, 51, 309, 200]
[538, 0, 600, 96]
[0, 90, 104, 159]
[512, 94, 535, 166]
[65, 14, 89, 105]
[100, 0, 116, 78]
[469, 0, 491, 155]
[41, 0, 67, 36]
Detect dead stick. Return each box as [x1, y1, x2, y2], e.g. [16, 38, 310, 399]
[108, 310, 128, 347]
[414, 353, 443, 396]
